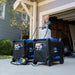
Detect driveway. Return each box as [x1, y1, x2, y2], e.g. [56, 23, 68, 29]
[0, 57, 75, 75]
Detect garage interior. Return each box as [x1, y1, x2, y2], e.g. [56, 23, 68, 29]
[49, 9, 75, 53]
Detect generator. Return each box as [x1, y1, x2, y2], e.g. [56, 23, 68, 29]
[33, 38, 64, 66]
[12, 39, 33, 64]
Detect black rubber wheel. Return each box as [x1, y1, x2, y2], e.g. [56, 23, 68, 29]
[47, 60, 52, 66]
[33, 60, 37, 64]
[60, 58, 64, 64]
[12, 58, 16, 62]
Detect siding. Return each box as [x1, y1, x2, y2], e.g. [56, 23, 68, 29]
[38, 0, 75, 12]
[0, 0, 21, 41]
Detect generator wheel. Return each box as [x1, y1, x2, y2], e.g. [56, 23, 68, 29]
[33, 60, 37, 64]
[47, 60, 52, 66]
[60, 58, 64, 64]
[12, 58, 16, 62]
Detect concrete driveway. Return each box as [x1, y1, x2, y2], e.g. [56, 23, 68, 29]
[0, 57, 75, 75]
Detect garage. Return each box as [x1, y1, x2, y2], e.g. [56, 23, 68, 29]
[50, 8, 75, 54]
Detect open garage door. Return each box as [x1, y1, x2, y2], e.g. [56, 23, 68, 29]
[50, 9, 75, 52]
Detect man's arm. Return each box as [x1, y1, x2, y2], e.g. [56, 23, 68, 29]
[44, 23, 50, 27]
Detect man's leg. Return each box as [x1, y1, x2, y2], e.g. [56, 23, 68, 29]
[40, 29, 51, 39]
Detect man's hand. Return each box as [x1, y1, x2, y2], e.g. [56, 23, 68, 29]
[44, 24, 47, 27]
[44, 23, 50, 27]
[47, 23, 50, 25]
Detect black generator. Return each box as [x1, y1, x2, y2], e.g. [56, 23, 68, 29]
[33, 38, 64, 66]
[12, 39, 33, 62]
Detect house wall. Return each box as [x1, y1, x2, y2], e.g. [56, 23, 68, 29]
[38, 0, 75, 12]
[0, 0, 21, 41]
[38, 0, 75, 24]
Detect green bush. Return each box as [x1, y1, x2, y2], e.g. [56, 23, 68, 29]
[0, 39, 13, 55]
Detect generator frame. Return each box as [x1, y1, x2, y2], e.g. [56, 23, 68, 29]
[33, 38, 64, 66]
[12, 39, 33, 62]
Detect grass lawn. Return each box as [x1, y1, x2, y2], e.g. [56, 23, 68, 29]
[0, 55, 12, 59]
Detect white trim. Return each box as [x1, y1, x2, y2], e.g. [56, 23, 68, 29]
[0, 3, 6, 19]
[21, 2, 33, 19]
[22, 0, 34, 5]
[32, 2, 37, 39]
[3, 3, 5, 19]
[13, 0, 20, 10]
[38, 0, 56, 7]
[39, 2, 75, 27]
[14, 0, 55, 9]
[13, 0, 34, 10]
[21, 13, 28, 22]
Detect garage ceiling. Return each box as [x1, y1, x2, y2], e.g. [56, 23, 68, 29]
[50, 9, 75, 21]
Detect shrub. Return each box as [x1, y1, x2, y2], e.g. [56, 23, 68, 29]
[0, 39, 13, 55]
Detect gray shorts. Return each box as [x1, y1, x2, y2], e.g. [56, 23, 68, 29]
[40, 28, 51, 39]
